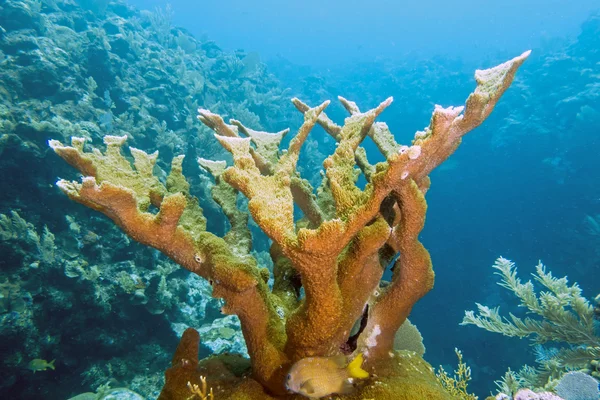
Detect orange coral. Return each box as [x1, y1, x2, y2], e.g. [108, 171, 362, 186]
[50, 51, 529, 397]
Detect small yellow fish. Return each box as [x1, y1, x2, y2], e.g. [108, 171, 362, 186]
[27, 359, 55, 373]
[286, 353, 369, 399]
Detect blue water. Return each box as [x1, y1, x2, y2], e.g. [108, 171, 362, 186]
[129, 0, 598, 66]
[1, 0, 599, 398]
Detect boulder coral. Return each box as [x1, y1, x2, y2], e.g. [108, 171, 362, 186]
[50, 51, 530, 398]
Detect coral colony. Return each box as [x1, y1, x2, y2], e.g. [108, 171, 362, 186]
[50, 52, 530, 399]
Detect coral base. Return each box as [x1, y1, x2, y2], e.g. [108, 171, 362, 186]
[160, 350, 455, 400]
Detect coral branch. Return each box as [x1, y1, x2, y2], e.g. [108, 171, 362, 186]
[359, 181, 433, 359]
[52, 51, 529, 397]
[50, 136, 289, 393]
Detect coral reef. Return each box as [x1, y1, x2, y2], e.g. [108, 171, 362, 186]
[0, 0, 291, 221]
[495, 389, 564, 400]
[554, 371, 599, 400]
[1, 0, 598, 398]
[0, 210, 57, 267]
[51, 50, 529, 398]
[67, 383, 145, 400]
[0, 0, 296, 397]
[0, 208, 173, 397]
[0, 206, 248, 398]
[493, 370, 600, 400]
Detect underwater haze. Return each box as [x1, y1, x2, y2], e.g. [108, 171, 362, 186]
[129, 0, 600, 66]
[0, 0, 599, 399]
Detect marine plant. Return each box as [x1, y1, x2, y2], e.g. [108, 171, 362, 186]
[0, 210, 56, 268]
[49, 51, 529, 398]
[462, 257, 600, 391]
[436, 348, 478, 400]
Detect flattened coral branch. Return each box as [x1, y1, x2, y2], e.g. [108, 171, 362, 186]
[50, 137, 289, 394]
[323, 97, 393, 219]
[411, 51, 531, 182]
[290, 52, 531, 261]
[198, 157, 252, 255]
[199, 101, 329, 248]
